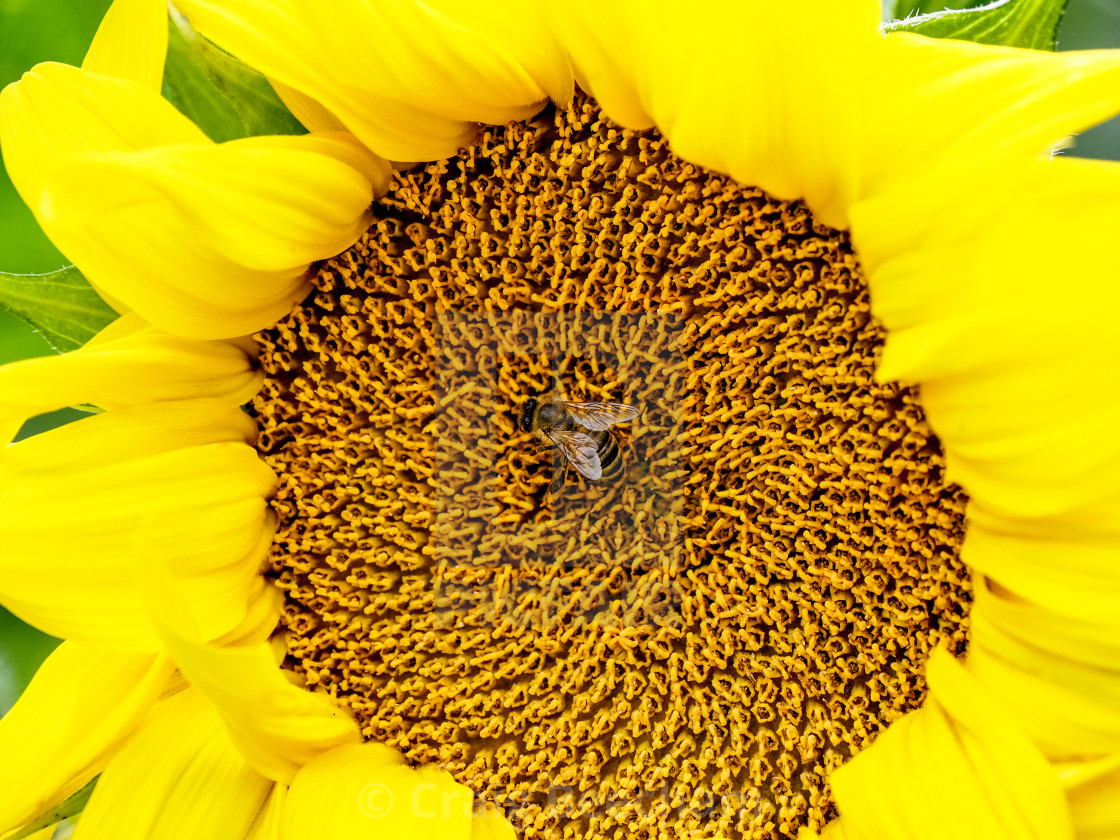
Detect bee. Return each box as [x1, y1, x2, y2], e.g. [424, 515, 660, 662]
[518, 395, 639, 493]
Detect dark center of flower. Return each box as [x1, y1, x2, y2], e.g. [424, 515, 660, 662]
[252, 93, 971, 840]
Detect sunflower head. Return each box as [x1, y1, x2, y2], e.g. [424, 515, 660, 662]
[245, 92, 977, 838]
[2, 1, 1120, 839]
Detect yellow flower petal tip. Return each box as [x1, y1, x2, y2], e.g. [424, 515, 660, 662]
[153, 602, 358, 784]
[82, 0, 168, 92]
[851, 156, 1120, 530]
[545, 0, 1120, 229]
[0, 400, 275, 647]
[829, 648, 1073, 839]
[0, 63, 384, 340]
[0, 643, 172, 835]
[469, 806, 517, 840]
[284, 742, 500, 840]
[173, 0, 574, 161]
[74, 688, 273, 840]
[0, 316, 263, 435]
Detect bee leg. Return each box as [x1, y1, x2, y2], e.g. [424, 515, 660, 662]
[549, 448, 566, 495]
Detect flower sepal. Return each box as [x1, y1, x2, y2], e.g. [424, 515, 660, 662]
[164, 8, 305, 142]
[3, 777, 96, 840]
[0, 265, 119, 354]
[885, 0, 1070, 50]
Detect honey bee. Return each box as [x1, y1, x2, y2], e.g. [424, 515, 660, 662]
[518, 395, 639, 493]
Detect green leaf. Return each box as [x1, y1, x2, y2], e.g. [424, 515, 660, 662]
[885, 0, 1070, 50]
[0, 265, 118, 353]
[164, 10, 305, 140]
[13, 407, 93, 442]
[893, 0, 990, 16]
[163, 14, 247, 143]
[5, 776, 97, 840]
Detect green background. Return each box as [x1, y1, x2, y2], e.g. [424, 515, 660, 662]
[0, 0, 1118, 710]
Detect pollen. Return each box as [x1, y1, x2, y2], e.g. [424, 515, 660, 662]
[251, 93, 971, 840]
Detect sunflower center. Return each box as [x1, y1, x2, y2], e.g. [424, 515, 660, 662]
[252, 94, 971, 840]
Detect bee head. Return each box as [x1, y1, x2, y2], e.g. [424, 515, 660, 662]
[518, 398, 538, 433]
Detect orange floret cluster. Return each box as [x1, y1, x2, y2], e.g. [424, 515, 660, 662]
[252, 94, 971, 840]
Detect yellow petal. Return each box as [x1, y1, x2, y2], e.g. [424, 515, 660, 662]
[75, 688, 273, 840]
[265, 131, 393, 199]
[174, 0, 573, 161]
[963, 520, 1120, 623]
[210, 575, 283, 648]
[268, 79, 348, 133]
[829, 648, 1072, 840]
[0, 397, 257, 473]
[0, 420, 21, 450]
[7, 826, 58, 840]
[851, 156, 1120, 523]
[1061, 755, 1120, 840]
[245, 785, 285, 840]
[968, 635, 1120, 761]
[80, 309, 154, 345]
[0, 400, 275, 648]
[470, 805, 517, 840]
[965, 578, 1120, 759]
[39, 133, 381, 338]
[153, 612, 358, 784]
[973, 571, 1120, 753]
[281, 742, 477, 840]
[0, 643, 172, 835]
[53, 134, 377, 269]
[541, 0, 655, 130]
[0, 62, 208, 207]
[82, 0, 168, 93]
[1, 63, 382, 339]
[0, 313, 262, 428]
[549, 0, 1120, 229]
[874, 33, 1120, 179]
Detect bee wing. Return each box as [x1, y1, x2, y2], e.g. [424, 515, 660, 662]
[562, 401, 640, 431]
[544, 429, 602, 480]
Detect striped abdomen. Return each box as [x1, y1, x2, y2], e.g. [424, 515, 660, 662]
[590, 429, 623, 480]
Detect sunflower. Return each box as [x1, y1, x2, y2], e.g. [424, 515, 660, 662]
[2, 0, 1119, 838]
